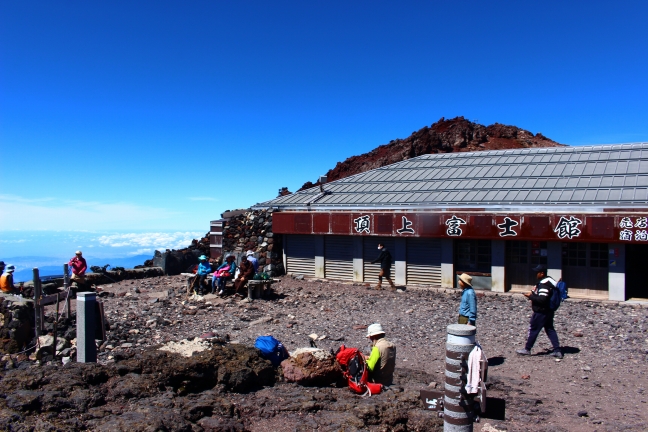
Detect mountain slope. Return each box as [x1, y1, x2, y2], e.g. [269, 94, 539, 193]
[299, 116, 563, 190]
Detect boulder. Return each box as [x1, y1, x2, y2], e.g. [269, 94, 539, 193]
[281, 349, 344, 387]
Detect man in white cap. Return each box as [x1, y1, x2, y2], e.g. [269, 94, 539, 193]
[0, 264, 16, 294]
[457, 273, 477, 326]
[68, 251, 88, 287]
[365, 323, 396, 385]
[246, 250, 259, 273]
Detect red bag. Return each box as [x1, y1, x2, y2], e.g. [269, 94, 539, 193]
[336, 345, 382, 396]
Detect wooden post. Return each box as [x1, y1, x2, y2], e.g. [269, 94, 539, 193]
[63, 264, 71, 318]
[33, 268, 42, 337]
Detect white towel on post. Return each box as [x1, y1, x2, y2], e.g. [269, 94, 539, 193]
[465, 345, 482, 394]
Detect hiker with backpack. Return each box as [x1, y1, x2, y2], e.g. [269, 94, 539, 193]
[365, 323, 396, 385]
[516, 264, 563, 359]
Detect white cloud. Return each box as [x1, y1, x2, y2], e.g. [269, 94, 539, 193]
[0, 195, 189, 231]
[96, 232, 204, 251]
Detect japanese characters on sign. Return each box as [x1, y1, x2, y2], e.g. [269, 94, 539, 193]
[619, 216, 648, 241]
[397, 216, 415, 234]
[497, 217, 519, 237]
[553, 216, 583, 239]
[353, 215, 371, 233]
[445, 215, 466, 236]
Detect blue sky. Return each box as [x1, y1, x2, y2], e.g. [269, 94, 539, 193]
[2, 1, 648, 235]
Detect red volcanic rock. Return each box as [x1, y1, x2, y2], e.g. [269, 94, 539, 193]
[299, 116, 563, 190]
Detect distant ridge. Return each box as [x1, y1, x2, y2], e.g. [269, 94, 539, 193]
[298, 116, 563, 190]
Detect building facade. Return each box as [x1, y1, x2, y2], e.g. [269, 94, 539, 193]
[251, 144, 648, 301]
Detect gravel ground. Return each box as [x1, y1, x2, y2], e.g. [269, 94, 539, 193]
[5, 274, 648, 431]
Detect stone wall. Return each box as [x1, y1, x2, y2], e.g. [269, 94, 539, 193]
[222, 209, 284, 276]
[0, 298, 34, 354]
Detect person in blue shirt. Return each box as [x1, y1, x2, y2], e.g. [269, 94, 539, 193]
[194, 255, 212, 295]
[246, 250, 259, 273]
[457, 273, 477, 326]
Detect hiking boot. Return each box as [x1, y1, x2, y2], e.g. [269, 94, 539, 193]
[375, 283, 382, 290]
[516, 348, 532, 356]
[218, 289, 224, 296]
[550, 350, 563, 359]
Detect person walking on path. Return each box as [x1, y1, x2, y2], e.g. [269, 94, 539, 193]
[371, 243, 395, 290]
[366, 323, 396, 386]
[0, 264, 16, 294]
[516, 264, 563, 359]
[68, 251, 87, 288]
[457, 273, 477, 326]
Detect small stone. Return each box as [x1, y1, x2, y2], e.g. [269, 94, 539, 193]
[405, 309, 413, 314]
[134, 287, 141, 293]
[582, 366, 591, 371]
[396, 289, 404, 293]
[148, 298, 159, 304]
[577, 410, 588, 417]
[428, 382, 438, 388]
[573, 331, 584, 337]
[61, 356, 71, 365]
[308, 333, 318, 340]
[121, 343, 133, 348]
[521, 375, 530, 380]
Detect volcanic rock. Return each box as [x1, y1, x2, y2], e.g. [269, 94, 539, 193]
[281, 349, 344, 386]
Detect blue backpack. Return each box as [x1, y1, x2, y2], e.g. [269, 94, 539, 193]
[254, 336, 288, 367]
[556, 280, 568, 300]
[549, 280, 566, 312]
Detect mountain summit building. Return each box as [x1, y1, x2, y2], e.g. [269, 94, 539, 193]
[250, 143, 648, 301]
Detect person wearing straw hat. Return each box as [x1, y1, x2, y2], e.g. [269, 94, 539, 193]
[457, 273, 477, 326]
[365, 323, 396, 386]
[0, 264, 16, 294]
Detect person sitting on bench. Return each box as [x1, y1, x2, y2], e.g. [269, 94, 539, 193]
[234, 255, 255, 295]
[212, 255, 236, 296]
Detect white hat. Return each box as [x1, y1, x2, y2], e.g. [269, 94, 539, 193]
[5, 264, 15, 272]
[366, 323, 385, 338]
[75, 250, 82, 255]
[246, 250, 254, 256]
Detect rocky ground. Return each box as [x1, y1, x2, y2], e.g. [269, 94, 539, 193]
[1, 275, 647, 431]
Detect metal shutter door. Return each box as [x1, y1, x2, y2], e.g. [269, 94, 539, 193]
[406, 238, 442, 285]
[325, 236, 354, 280]
[286, 235, 316, 276]
[363, 237, 396, 282]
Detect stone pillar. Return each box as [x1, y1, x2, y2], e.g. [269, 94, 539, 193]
[547, 241, 562, 282]
[77, 292, 97, 363]
[444, 324, 477, 432]
[353, 237, 364, 282]
[608, 243, 625, 301]
[441, 238, 454, 288]
[395, 238, 407, 286]
[314, 235, 325, 278]
[491, 240, 505, 292]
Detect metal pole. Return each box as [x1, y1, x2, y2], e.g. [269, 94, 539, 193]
[76, 292, 97, 363]
[33, 268, 42, 337]
[444, 324, 477, 432]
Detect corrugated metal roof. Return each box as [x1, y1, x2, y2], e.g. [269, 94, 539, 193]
[253, 143, 648, 210]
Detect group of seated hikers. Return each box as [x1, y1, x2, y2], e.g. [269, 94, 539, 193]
[192, 250, 259, 296]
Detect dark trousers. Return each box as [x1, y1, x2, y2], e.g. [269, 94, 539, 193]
[525, 311, 560, 351]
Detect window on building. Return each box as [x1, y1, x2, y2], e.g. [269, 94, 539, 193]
[507, 241, 528, 264]
[530, 241, 548, 266]
[563, 243, 587, 267]
[563, 243, 608, 268]
[456, 240, 491, 273]
[589, 243, 609, 268]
